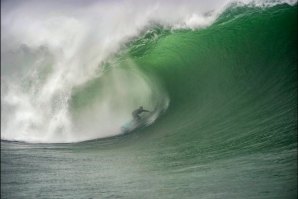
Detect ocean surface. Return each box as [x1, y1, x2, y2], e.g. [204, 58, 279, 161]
[1, 0, 297, 198]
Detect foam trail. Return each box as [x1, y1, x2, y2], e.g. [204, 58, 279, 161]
[1, 0, 296, 143]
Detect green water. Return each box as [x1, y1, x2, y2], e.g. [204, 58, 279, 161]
[1, 4, 297, 199]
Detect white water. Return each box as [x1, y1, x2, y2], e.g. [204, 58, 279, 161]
[1, 0, 296, 143]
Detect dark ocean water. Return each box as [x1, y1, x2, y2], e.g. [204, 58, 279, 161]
[1, 3, 297, 199]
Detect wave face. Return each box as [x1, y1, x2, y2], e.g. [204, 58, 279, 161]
[131, 3, 298, 150]
[1, 0, 297, 198]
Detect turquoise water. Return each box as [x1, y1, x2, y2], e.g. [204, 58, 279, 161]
[1, 2, 297, 199]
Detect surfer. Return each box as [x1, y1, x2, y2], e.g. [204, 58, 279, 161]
[132, 106, 150, 121]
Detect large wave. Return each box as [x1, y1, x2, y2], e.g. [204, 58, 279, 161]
[1, 0, 297, 143]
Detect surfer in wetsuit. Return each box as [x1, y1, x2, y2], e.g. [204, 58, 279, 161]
[132, 106, 150, 121]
